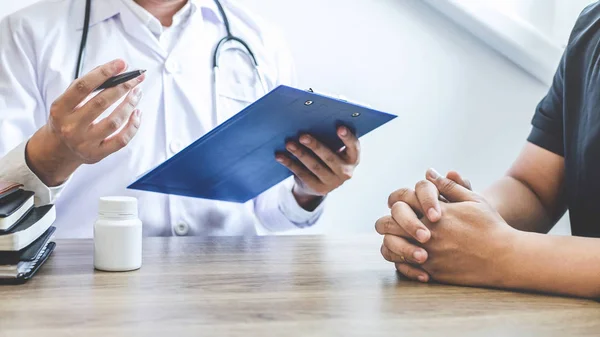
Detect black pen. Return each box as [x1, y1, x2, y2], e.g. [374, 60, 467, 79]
[95, 69, 146, 92]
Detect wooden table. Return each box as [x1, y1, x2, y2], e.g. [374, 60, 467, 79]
[1, 235, 599, 337]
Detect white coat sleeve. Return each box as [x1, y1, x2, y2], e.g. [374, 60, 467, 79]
[253, 28, 325, 232]
[0, 15, 66, 205]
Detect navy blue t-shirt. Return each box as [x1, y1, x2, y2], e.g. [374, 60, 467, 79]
[527, 3, 600, 237]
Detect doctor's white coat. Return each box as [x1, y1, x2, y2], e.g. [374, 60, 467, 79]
[0, 0, 324, 238]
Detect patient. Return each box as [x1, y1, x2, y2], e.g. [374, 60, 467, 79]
[375, 3, 600, 299]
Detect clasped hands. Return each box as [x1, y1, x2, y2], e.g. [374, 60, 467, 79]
[376, 169, 519, 288]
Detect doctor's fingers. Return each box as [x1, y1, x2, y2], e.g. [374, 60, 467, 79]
[56, 59, 127, 113]
[77, 74, 145, 127]
[298, 134, 353, 180]
[337, 127, 360, 165]
[91, 88, 143, 139]
[98, 109, 142, 156]
[285, 142, 340, 186]
[275, 154, 323, 191]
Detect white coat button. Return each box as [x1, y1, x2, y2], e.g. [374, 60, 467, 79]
[174, 222, 189, 236]
[169, 140, 183, 154]
[165, 59, 180, 74]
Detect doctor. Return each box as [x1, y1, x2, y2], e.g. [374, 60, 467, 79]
[0, 0, 361, 237]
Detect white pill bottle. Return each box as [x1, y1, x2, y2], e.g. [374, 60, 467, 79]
[94, 196, 142, 271]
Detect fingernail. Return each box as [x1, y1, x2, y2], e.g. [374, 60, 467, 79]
[133, 87, 140, 95]
[137, 73, 145, 82]
[276, 156, 284, 163]
[287, 143, 298, 151]
[427, 208, 439, 220]
[418, 275, 428, 282]
[339, 127, 348, 137]
[416, 229, 429, 243]
[427, 168, 441, 180]
[299, 136, 311, 145]
[413, 250, 426, 262]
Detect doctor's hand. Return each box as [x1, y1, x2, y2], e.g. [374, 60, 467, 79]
[26, 59, 145, 186]
[375, 170, 472, 282]
[275, 126, 360, 211]
[378, 170, 518, 288]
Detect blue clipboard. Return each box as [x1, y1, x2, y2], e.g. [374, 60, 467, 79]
[128, 85, 397, 203]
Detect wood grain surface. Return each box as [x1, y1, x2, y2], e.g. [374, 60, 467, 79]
[0, 235, 599, 337]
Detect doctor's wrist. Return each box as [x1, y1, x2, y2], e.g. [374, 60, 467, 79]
[292, 184, 325, 211]
[25, 125, 81, 187]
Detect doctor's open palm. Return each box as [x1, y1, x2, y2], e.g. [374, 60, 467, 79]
[25, 59, 145, 187]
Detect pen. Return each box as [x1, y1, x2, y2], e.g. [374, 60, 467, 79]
[95, 69, 146, 92]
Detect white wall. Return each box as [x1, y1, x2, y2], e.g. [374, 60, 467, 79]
[0, 0, 571, 235]
[500, 0, 594, 46]
[459, 0, 595, 47]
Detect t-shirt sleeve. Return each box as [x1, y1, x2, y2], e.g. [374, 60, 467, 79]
[527, 51, 566, 156]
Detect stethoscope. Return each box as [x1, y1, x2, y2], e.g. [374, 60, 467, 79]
[75, 0, 269, 114]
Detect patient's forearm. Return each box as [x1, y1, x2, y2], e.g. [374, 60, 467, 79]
[502, 232, 600, 299]
[482, 176, 556, 233]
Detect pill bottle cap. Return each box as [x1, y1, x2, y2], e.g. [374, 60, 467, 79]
[98, 196, 138, 218]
